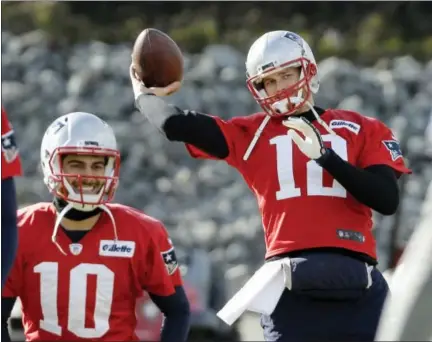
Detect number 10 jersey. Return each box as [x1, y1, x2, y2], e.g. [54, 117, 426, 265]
[3, 203, 176, 341]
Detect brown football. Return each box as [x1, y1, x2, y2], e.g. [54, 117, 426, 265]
[131, 28, 184, 88]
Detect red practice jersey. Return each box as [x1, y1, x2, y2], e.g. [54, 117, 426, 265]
[1, 107, 22, 179]
[186, 109, 412, 260]
[153, 223, 182, 286]
[133, 221, 183, 341]
[128, 206, 183, 286]
[3, 203, 177, 341]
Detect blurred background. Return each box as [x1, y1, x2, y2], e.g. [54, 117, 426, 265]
[2, 1, 432, 341]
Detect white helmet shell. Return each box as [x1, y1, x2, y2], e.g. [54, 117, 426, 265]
[40, 112, 120, 211]
[246, 31, 319, 116]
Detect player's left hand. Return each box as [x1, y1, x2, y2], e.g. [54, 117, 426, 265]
[282, 117, 326, 160]
[129, 64, 181, 99]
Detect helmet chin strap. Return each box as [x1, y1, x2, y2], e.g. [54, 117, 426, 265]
[277, 92, 335, 135]
[51, 198, 118, 256]
[304, 101, 336, 135]
[53, 197, 102, 221]
[243, 96, 303, 161]
[243, 96, 335, 161]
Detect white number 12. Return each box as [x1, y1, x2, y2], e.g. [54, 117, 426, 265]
[270, 134, 348, 200]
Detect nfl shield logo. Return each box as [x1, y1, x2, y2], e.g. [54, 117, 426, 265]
[69, 243, 83, 255]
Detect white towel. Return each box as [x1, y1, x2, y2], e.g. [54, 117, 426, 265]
[217, 258, 291, 326]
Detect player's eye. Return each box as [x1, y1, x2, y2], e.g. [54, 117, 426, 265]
[92, 163, 105, 171]
[68, 162, 83, 169]
[264, 79, 276, 87]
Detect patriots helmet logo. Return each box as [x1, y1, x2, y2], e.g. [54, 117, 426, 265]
[284, 32, 303, 47]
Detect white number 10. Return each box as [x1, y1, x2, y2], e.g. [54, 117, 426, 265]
[270, 134, 348, 200]
[34, 262, 115, 338]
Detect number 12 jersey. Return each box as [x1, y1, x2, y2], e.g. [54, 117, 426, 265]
[186, 109, 411, 260]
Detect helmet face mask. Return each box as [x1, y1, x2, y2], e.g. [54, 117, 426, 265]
[41, 112, 121, 211]
[247, 58, 317, 116]
[46, 147, 120, 211]
[246, 31, 319, 117]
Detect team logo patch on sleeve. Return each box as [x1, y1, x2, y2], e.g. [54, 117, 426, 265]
[382, 140, 403, 161]
[1, 130, 19, 163]
[161, 247, 178, 275]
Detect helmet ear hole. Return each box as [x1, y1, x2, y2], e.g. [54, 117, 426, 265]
[307, 63, 317, 77]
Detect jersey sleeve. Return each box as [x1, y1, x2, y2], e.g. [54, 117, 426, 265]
[1, 108, 22, 179]
[137, 230, 175, 297]
[156, 223, 183, 287]
[358, 117, 412, 176]
[185, 115, 251, 167]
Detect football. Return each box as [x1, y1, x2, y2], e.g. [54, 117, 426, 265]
[132, 28, 184, 88]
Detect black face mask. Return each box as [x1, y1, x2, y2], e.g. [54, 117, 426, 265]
[53, 197, 103, 221]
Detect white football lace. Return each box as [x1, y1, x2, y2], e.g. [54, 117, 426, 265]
[243, 99, 336, 161]
[52, 203, 118, 255]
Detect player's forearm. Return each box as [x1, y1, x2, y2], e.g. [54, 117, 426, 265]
[136, 93, 184, 133]
[1, 178, 18, 288]
[135, 93, 229, 158]
[316, 148, 400, 215]
[149, 285, 191, 342]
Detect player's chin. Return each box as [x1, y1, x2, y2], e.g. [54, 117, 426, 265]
[290, 104, 311, 116]
[280, 108, 302, 118]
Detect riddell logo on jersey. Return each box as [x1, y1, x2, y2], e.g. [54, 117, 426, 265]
[99, 240, 135, 258]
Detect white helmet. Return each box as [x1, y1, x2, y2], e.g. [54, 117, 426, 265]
[40, 112, 120, 211]
[246, 30, 319, 116]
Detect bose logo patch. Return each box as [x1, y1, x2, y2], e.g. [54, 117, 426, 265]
[329, 120, 361, 134]
[99, 240, 135, 258]
[382, 140, 403, 161]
